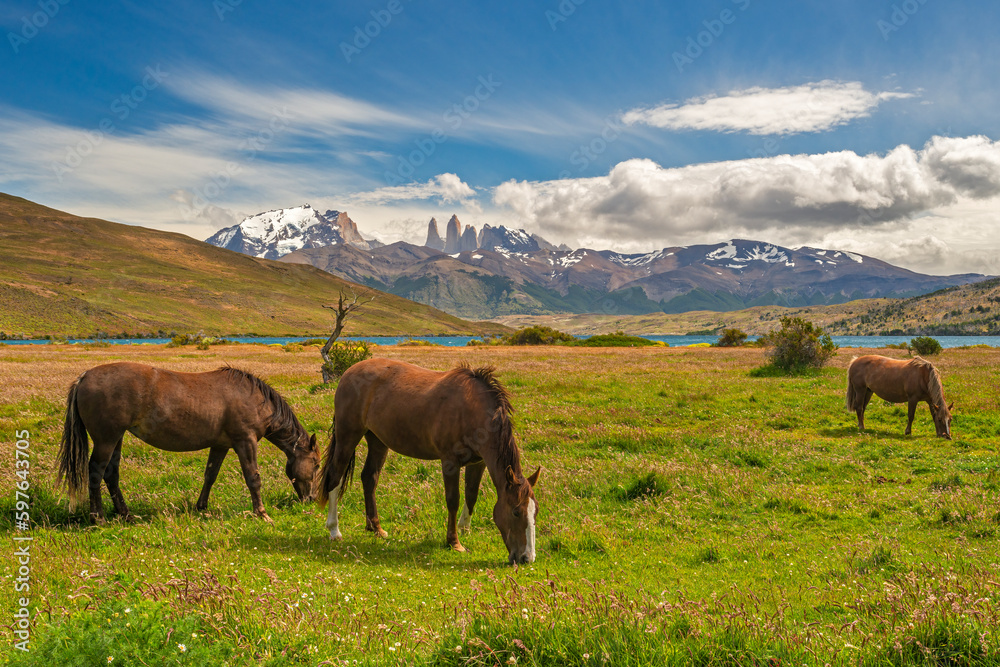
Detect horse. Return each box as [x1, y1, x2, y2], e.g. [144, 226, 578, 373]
[845, 355, 953, 439]
[317, 358, 541, 565]
[58, 363, 321, 523]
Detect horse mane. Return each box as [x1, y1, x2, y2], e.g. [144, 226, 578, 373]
[910, 356, 946, 407]
[217, 366, 302, 443]
[455, 363, 523, 485]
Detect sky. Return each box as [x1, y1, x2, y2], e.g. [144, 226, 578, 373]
[2, 0, 999, 275]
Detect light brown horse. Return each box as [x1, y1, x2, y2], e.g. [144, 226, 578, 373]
[317, 359, 540, 565]
[846, 355, 953, 438]
[58, 363, 320, 523]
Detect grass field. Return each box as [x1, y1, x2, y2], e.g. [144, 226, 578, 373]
[1, 343, 999, 665]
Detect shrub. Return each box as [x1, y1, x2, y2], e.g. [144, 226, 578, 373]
[759, 316, 837, 371]
[910, 336, 943, 355]
[321, 340, 372, 379]
[503, 326, 576, 346]
[715, 327, 748, 347]
[570, 333, 659, 347]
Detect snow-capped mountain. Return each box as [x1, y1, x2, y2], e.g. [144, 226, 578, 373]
[205, 205, 374, 259]
[280, 235, 986, 319]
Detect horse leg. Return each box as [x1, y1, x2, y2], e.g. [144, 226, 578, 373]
[196, 447, 229, 511]
[325, 427, 365, 541]
[459, 460, 486, 533]
[442, 461, 465, 552]
[360, 434, 389, 538]
[102, 438, 133, 522]
[905, 400, 918, 436]
[87, 438, 119, 524]
[857, 388, 874, 431]
[232, 439, 271, 523]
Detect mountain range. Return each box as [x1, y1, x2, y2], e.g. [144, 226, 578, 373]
[207, 205, 988, 320]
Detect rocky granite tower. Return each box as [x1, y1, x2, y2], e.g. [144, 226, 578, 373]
[460, 225, 478, 252]
[425, 217, 444, 251]
[443, 214, 462, 253]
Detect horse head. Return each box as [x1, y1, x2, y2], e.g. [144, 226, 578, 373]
[286, 432, 321, 502]
[932, 402, 954, 440]
[494, 465, 541, 565]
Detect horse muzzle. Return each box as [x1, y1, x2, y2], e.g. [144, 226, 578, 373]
[508, 551, 535, 566]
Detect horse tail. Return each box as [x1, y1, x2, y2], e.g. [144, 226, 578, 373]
[316, 415, 356, 509]
[57, 374, 89, 510]
[845, 356, 859, 411]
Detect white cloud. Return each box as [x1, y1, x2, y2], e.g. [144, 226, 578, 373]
[622, 81, 914, 135]
[342, 173, 481, 211]
[493, 135, 1000, 274]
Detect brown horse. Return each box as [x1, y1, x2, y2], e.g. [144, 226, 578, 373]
[846, 355, 953, 438]
[317, 359, 540, 564]
[58, 363, 321, 523]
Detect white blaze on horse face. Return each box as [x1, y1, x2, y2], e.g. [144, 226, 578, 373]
[458, 502, 471, 531]
[326, 481, 343, 540]
[524, 498, 536, 563]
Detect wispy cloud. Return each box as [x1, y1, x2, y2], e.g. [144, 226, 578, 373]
[622, 81, 915, 135]
[342, 173, 480, 210]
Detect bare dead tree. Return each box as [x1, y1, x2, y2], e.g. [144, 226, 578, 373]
[320, 288, 376, 383]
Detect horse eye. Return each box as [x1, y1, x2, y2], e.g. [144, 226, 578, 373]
[512, 509, 521, 518]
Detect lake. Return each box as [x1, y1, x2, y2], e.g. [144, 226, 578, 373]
[3, 335, 999, 348]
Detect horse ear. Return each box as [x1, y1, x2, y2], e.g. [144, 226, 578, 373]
[505, 466, 517, 488]
[527, 466, 541, 487]
[947, 402, 954, 411]
[310, 433, 317, 449]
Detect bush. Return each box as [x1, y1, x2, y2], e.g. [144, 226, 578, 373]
[759, 317, 837, 372]
[570, 333, 660, 347]
[910, 336, 943, 355]
[321, 340, 372, 379]
[503, 326, 576, 346]
[715, 328, 748, 347]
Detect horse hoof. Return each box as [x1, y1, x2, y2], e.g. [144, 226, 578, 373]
[450, 543, 466, 553]
[258, 513, 274, 524]
[375, 528, 388, 538]
[90, 515, 106, 526]
[329, 531, 343, 541]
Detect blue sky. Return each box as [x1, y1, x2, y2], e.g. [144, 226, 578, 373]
[2, 0, 999, 274]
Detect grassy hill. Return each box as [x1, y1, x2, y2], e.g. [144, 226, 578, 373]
[0, 194, 508, 338]
[494, 278, 1000, 336]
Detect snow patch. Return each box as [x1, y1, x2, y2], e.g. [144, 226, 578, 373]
[726, 264, 747, 269]
[843, 251, 863, 263]
[706, 241, 737, 261]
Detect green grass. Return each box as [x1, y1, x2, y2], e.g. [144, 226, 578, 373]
[1, 344, 999, 665]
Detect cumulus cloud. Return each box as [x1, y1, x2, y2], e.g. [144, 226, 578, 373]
[493, 135, 1000, 273]
[622, 81, 914, 135]
[343, 173, 481, 211]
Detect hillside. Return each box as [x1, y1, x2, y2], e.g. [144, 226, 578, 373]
[495, 278, 1000, 336]
[0, 194, 507, 338]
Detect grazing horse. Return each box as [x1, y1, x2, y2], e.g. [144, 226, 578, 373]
[846, 355, 953, 439]
[58, 363, 320, 523]
[317, 359, 540, 565]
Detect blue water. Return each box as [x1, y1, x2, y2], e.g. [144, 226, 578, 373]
[3, 334, 999, 348]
